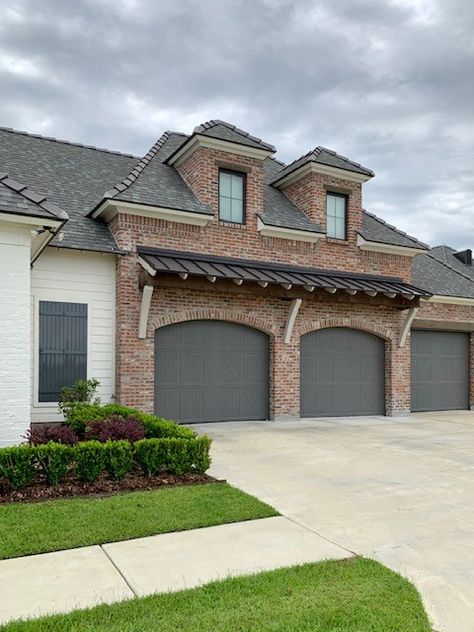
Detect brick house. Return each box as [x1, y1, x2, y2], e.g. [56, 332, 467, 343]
[0, 120, 473, 445]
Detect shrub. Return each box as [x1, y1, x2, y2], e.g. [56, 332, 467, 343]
[59, 378, 101, 419]
[25, 424, 79, 446]
[32, 443, 73, 485]
[74, 441, 106, 483]
[134, 436, 212, 477]
[65, 403, 196, 440]
[103, 441, 134, 480]
[85, 415, 145, 443]
[0, 446, 36, 490]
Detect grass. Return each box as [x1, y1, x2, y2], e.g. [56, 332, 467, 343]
[0, 483, 277, 560]
[0, 558, 432, 631]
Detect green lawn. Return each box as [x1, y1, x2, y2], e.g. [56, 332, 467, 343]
[0, 558, 432, 632]
[0, 483, 277, 560]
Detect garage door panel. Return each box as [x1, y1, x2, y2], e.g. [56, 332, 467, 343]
[301, 328, 385, 417]
[155, 321, 269, 423]
[411, 330, 469, 412]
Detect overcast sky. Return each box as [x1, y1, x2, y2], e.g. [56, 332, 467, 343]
[1, 0, 473, 247]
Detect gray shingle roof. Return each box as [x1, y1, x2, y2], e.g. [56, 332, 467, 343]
[0, 173, 68, 222]
[193, 120, 276, 152]
[101, 132, 213, 215]
[260, 158, 324, 233]
[270, 146, 374, 185]
[360, 211, 429, 250]
[413, 246, 474, 298]
[0, 126, 138, 252]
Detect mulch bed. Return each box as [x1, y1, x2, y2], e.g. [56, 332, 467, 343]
[0, 471, 219, 504]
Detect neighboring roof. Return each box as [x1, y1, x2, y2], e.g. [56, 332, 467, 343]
[0, 172, 68, 222]
[97, 132, 213, 216]
[0, 126, 138, 252]
[193, 120, 276, 152]
[270, 146, 374, 185]
[138, 246, 429, 299]
[360, 211, 430, 250]
[413, 245, 474, 298]
[260, 158, 324, 233]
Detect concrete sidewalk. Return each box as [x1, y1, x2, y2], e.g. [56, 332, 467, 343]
[0, 516, 350, 625]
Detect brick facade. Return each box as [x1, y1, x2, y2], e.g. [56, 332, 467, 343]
[109, 144, 472, 419]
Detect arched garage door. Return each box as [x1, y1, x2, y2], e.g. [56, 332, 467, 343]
[300, 327, 385, 417]
[155, 320, 269, 423]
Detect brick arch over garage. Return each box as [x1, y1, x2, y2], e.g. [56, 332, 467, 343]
[298, 317, 393, 342]
[149, 308, 278, 338]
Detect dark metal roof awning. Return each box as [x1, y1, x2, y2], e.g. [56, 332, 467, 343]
[137, 246, 431, 300]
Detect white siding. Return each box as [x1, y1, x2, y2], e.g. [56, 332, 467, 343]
[0, 221, 32, 445]
[31, 248, 116, 423]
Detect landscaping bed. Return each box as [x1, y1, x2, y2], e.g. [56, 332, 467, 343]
[0, 470, 217, 504]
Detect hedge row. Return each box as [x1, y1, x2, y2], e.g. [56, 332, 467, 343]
[65, 404, 196, 440]
[0, 436, 212, 490]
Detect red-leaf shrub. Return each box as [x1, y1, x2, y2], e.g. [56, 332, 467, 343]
[85, 415, 145, 443]
[25, 424, 79, 446]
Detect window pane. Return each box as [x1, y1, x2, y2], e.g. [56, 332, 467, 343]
[219, 172, 231, 196]
[231, 198, 243, 222]
[326, 195, 336, 214]
[335, 217, 345, 239]
[334, 196, 346, 218]
[231, 174, 243, 200]
[327, 216, 336, 238]
[219, 196, 232, 221]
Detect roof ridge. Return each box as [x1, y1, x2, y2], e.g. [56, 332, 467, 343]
[0, 125, 140, 159]
[425, 249, 474, 284]
[362, 210, 430, 249]
[193, 119, 276, 152]
[104, 131, 184, 198]
[0, 172, 68, 220]
[267, 155, 286, 167]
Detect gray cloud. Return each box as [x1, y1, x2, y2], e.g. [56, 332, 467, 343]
[1, 0, 473, 247]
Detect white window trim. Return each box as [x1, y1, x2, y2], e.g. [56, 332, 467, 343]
[257, 217, 323, 243]
[357, 234, 428, 257]
[32, 291, 93, 408]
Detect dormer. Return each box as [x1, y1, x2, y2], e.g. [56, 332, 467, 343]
[166, 121, 275, 231]
[269, 147, 374, 242]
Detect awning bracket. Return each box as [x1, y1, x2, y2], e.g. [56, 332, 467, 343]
[399, 306, 419, 347]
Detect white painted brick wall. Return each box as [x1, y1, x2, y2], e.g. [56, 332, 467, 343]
[0, 222, 32, 446]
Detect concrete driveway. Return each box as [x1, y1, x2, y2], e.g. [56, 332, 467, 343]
[195, 412, 474, 632]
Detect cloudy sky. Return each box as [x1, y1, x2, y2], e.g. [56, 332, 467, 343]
[1, 0, 473, 247]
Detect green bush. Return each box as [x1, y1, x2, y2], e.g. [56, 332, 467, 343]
[58, 378, 101, 419]
[134, 436, 212, 477]
[103, 441, 133, 480]
[65, 403, 196, 440]
[33, 443, 72, 485]
[0, 446, 36, 490]
[74, 441, 106, 483]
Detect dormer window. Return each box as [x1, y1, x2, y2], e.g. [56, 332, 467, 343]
[326, 192, 347, 239]
[219, 169, 245, 224]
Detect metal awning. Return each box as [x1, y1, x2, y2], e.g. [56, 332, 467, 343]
[137, 246, 431, 300]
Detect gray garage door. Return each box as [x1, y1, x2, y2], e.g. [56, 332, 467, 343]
[411, 330, 469, 412]
[154, 320, 269, 423]
[300, 327, 385, 417]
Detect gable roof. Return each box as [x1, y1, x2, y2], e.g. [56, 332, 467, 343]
[0, 126, 138, 252]
[96, 131, 213, 216]
[413, 245, 474, 298]
[270, 146, 374, 185]
[360, 211, 429, 250]
[0, 172, 68, 222]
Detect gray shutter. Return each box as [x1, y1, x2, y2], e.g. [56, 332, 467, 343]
[39, 301, 88, 402]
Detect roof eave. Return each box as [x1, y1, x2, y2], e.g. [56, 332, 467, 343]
[165, 133, 275, 167]
[257, 216, 324, 243]
[357, 234, 429, 257]
[271, 161, 373, 189]
[91, 198, 213, 226]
